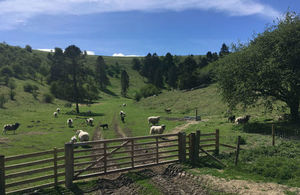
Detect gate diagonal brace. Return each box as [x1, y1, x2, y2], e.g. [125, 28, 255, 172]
[74, 140, 130, 179]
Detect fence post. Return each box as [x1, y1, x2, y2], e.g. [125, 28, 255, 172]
[235, 136, 241, 166]
[131, 139, 135, 168]
[215, 129, 220, 155]
[189, 133, 196, 163]
[156, 137, 159, 164]
[65, 143, 74, 188]
[0, 155, 5, 195]
[53, 147, 58, 187]
[195, 109, 198, 121]
[103, 142, 107, 173]
[195, 130, 200, 160]
[178, 132, 186, 162]
[272, 124, 275, 146]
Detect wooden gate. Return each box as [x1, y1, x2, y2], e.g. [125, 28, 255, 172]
[65, 133, 186, 188]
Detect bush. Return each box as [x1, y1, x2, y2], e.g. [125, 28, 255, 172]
[24, 83, 39, 93]
[140, 84, 160, 98]
[43, 93, 54, 103]
[134, 92, 142, 102]
[0, 94, 7, 108]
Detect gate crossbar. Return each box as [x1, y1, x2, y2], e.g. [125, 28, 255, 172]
[74, 140, 130, 178]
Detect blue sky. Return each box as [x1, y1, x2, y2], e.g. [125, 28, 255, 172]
[0, 0, 299, 56]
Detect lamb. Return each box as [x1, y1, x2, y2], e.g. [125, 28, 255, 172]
[235, 115, 251, 124]
[122, 103, 126, 107]
[150, 124, 166, 135]
[56, 108, 61, 113]
[76, 130, 89, 142]
[53, 112, 58, 118]
[69, 135, 77, 144]
[3, 123, 20, 134]
[148, 116, 160, 125]
[100, 124, 108, 129]
[67, 118, 73, 127]
[228, 115, 235, 123]
[120, 111, 126, 123]
[164, 108, 171, 114]
[86, 118, 94, 126]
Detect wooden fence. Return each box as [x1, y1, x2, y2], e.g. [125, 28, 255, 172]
[1, 129, 227, 194]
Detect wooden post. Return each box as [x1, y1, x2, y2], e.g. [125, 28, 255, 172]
[0, 155, 5, 195]
[156, 137, 159, 164]
[189, 133, 196, 163]
[215, 129, 220, 155]
[53, 147, 58, 187]
[131, 139, 135, 168]
[195, 130, 200, 160]
[272, 124, 275, 146]
[103, 142, 107, 173]
[178, 132, 186, 162]
[235, 136, 241, 166]
[195, 109, 198, 121]
[65, 143, 74, 188]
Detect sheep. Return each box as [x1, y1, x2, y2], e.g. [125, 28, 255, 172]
[120, 111, 126, 123]
[67, 118, 73, 127]
[122, 103, 126, 107]
[53, 112, 58, 118]
[3, 123, 20, 134]
[69, 135, 77, 144]
[86, 118, 94, 126]
[235, 115, 251, 124]
[56, 108, 61, 113]
[76, 130, 89, 142]
[228, 115, 235, 123]
[100, 124, 108, 129]
[148, 116, 160, 125]
[150, 124, 166, 135]
[164, 108, 171, 114]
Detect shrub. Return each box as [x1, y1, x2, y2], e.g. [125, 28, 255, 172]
[134, 92, 142, 102]
[43, 93, 54, 103]
[140, 84, 160, 98]
[24, 83, 39, 93]
[0, 94, 7, 108]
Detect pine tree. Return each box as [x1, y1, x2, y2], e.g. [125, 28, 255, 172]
[121, 70, 129, 97]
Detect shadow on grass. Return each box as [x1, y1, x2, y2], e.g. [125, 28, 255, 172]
[101, 88, 118, 97]
[65, 111, 104, 117]
[233, 121, 300, 138]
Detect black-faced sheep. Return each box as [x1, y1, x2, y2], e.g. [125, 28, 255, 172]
[228, 115, 235, 123]
[120, 111, 126, 123]
[148, 116, 160, 125]
[76, 130, 89, 142]
[56, 108, 60, 113]
[3, 123, 20, 134]
[86, 118, 94, 126]
[67, 118, 73, 127]
[69, 135, 77, 144]
[235, 115, 251, 124]
[53, 112, 58, 118]
[149, 124, 166, 135]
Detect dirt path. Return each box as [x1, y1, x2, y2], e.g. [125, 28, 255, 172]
[169, 120, 200, 134]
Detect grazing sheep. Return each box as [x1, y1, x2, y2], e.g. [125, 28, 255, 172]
[235, 115, 251, 124]
[150, 124, 166, 135]
[100, 124, 108, 129]
[53, 112, 58, 118]
[69, 135, 77, 144]
[3, 123, 20, 134]
[165, 108, 171, 114]
[67, 118, 73, 127]
[86, 118, 94, 126]
[120, 111, 126, 123]
[148, 116, 160, 125]
[76, 130, 89, 142]
[122, 103, 126, 107]
[228, 115, 235, 123]
[56, 108, 61, 113]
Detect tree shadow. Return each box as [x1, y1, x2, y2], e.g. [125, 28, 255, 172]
[66, 111, 105, 117]
[101, 88, 118, 97]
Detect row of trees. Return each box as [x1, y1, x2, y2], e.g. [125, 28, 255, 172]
[132, 43, 230, 90]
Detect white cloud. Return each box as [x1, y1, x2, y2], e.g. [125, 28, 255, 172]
[112, 53, 139, 57]
[0, 0, 281, 30]
[86, 50, 95, 55]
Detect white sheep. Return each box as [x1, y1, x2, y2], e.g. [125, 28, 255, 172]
[120, 110, 126, 117]
[56, 108, 61, 113]
[148, 116, 160, 125]
[235, 115, 251, 124]
[53, 112, 58, 118]
[76, 130, 89, 142]
[150, 124, 166, 135]
[122, 103, 126, 107]
[86, 118, 94, 126]
[69, 135, 77, 144]
[67, 118, 73, 127]
[3, 123, 20, 134]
